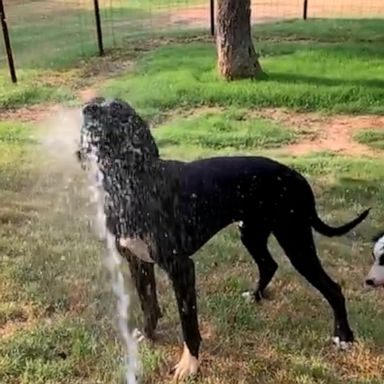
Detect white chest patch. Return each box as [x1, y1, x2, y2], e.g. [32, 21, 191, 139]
[119, 237, 155, 263]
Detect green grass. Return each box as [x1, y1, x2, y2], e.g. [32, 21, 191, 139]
[103, 38, 384, 116]
[0, 318, 121, 384]
[354, 129, 384, 150]
[2, 17, 384, 384]
[5, 7, 151, 69]
[3, 18, 384, 111]
[252, 18, 384, 43]
[0, 0, 205, 108]
[1, 110, 384, 383]
[153, 109, 302, 150]
[0, 120, 37, 161]
[2, 0, 204, 70]
[0, 70, 74, 109]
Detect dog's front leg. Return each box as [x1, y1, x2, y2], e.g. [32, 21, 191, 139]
[165, 258, 201, 382]
[119, 246, 162, 341]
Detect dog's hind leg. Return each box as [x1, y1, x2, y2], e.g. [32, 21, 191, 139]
[239, 222, 277, 302]
[274, 223, 354, 347]
[120, 248, 162, 341]
[163, 258, 201, 381]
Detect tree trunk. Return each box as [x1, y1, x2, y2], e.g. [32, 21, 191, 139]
[216, 0, 263, 80]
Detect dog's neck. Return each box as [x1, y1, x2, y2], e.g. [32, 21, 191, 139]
[96, 146, 164, 240]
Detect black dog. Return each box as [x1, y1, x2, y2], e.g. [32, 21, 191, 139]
[78, 98, 369, 381]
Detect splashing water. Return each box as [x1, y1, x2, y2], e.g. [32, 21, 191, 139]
[89, 154, 139, 384]
[41, 105, 139, 383]
[105, 232, 138, 384]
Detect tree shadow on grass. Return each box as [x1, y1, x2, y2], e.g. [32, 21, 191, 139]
[268, 72, 384, 89]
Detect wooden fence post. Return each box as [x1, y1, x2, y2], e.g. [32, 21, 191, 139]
[210, 0, 215, 36]
[303, 0, 308, 20]
[0, 0, 17, 83]
[93, 0, 104, 56]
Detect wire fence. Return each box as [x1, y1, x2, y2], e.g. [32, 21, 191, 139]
[1, 0, 384, 79]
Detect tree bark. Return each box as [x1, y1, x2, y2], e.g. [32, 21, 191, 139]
[216, 0, 263, 80]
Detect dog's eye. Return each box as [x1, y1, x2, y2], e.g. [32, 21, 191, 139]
[83, 104, 100, 116]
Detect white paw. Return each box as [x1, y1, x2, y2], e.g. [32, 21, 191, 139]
[132, 328, 145, 343]
[332, 336, 352, 350]
[172, 343, 199, 382]
[242, 291, 253, 303]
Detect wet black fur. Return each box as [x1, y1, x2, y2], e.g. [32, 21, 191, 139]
[79, 98, 370, 363]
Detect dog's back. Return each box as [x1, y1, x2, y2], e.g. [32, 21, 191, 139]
[153, 156, 311, 256]
[153, 156, 368, 260]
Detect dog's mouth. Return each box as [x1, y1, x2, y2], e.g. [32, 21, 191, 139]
[76, 97, 107, 168]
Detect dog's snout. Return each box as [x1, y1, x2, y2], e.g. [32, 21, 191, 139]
[365, 279, 375, 286]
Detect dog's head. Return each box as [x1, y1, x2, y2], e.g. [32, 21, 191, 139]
[365, 231, 384, 288]
[77, 97, 159, 169]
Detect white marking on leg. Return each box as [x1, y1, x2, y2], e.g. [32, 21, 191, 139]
[173, 343, 199, 382]
[242, 291, 253, 303]
[132, 328, 145, 343]
[332, 336, 352, 351]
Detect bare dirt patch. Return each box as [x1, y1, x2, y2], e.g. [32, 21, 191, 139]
[257, 109, 384, 156]
[1, 98, 383, 158]
[0, 104, 55, 123]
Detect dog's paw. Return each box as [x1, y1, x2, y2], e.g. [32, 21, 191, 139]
[332, 336, 353, 351]
[132, 328, 146, 344]
[242, 290, 265, 303]
[171, 343, 199, 382]
[242, 291, 254, 303]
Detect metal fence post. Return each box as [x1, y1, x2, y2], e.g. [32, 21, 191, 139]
[0, 0, 17, 83]
[210, 0, 215, 36]
[93, 0, 104, 56]
[303, 0, 308, 20]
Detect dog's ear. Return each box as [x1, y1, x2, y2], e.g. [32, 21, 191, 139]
[372, 231, 384, 243]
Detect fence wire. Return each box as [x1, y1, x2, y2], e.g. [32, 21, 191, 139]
[1, 0, 383, 71]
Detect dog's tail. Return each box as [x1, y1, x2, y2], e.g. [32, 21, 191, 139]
[311, 208, 370, 237]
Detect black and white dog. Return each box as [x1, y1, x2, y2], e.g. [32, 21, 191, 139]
[77, 98, 370, 381]
[366, 232, 384, 287]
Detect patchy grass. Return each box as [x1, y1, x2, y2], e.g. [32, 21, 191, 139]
[2, 17, 384, 384]
[253, 18, 384, 43]
[0, 121, 38, 182]
[1, 0, 201, 109]
[154, 109, 302, 151]
[0, 71, 75, 109]
[3, 0, 205, 70]
[3, 18, 384, 111]
[354, 129, 384, 150]
[0, 318, 121, 384]
[1, 111, 384, 383]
